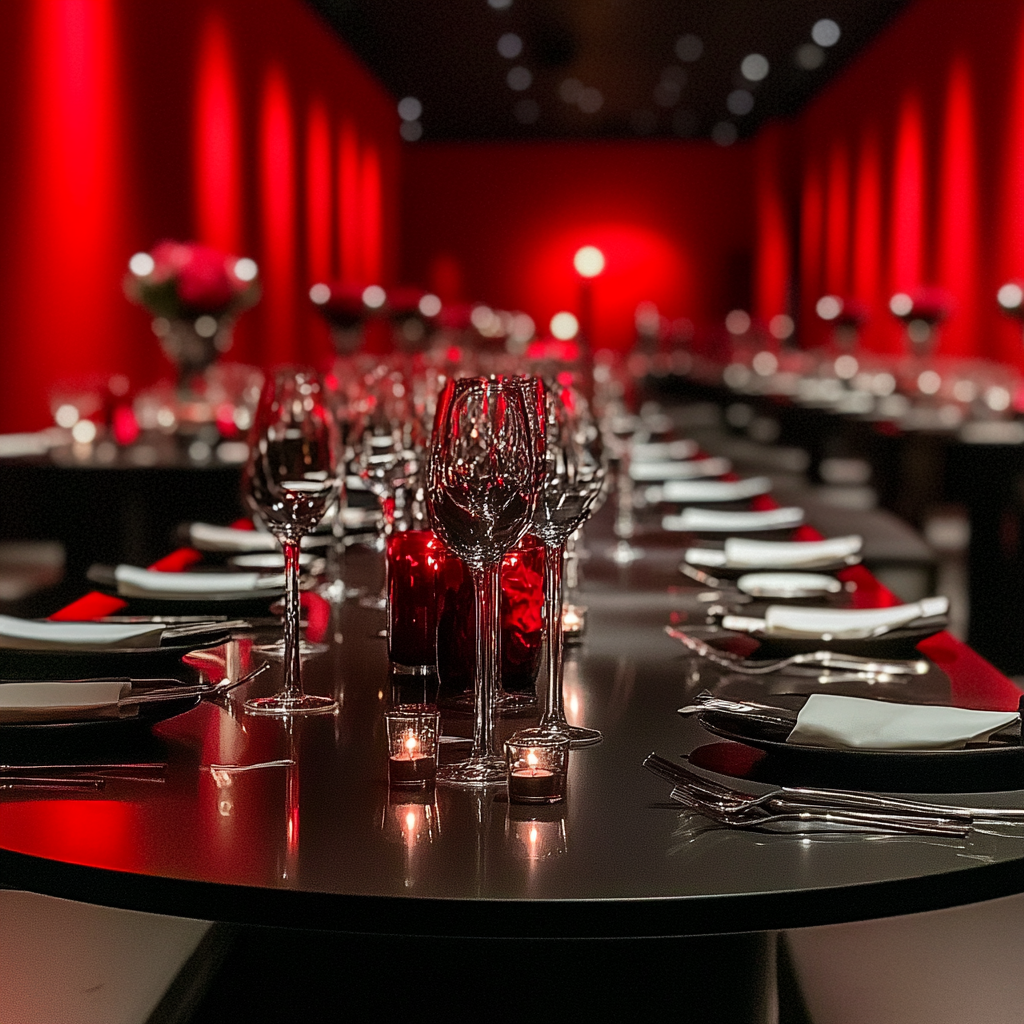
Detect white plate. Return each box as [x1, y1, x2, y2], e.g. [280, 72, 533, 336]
[735, 572, 843, 599]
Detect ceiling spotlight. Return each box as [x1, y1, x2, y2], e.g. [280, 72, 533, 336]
[769, 314, 795, 340]
[727, 89, 754, 116]
[419, 294, 442, 317]
[795, 43, 826, 70]
[399, 121, 423, 142]
[578, 87, 603, 114]
[362, 285, 386, 309]
[997, 282, 1024, 310]
[740, 53, 770, 82]
[725, 309, 751, 335]
[811, 19, 841, 47]
[550, 311, 579, 339]
[234, 258, 258, 281]
[397, 96, 422, 122]
[507, 66, 532, 91]
[889, 292, 913, 317]
[711, 121, 738, 146]
[816, 295, 843, 320]
[487, 0, 512, 8]
[309, 283, 331, 305]
[497, 32, 522, 58]
[128, 252, 154, 277]
[675, 34, 703, 62]
[574, 246, 605, 278]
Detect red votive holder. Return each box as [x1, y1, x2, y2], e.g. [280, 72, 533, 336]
[386, 705, 440, 789]
[387, 530, 445, 671]
[435, 535, 545, 702]
[505, 729, 569, 805]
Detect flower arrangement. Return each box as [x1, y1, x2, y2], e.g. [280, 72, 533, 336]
[125, 240, 260, 321]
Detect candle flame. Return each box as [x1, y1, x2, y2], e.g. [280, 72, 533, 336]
[526, 750, 539, 768]
[529, 826, 539, 844]
[404, 733, 419, 754]
[405, 810, 417, 831]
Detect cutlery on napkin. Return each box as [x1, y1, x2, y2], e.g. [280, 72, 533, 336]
[681, 691, 1021, 751]
[684, 535, 863, 570]
[663, 506, 805, 533]
[0, 615, 165, 651]
[652, 476, 773, 504]
[629, 457, 731, 482]
[722, 596, 949, 639]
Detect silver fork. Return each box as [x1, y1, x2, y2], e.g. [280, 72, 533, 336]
[644, 753, 1024, 824]
[664, 625, 929, 676]
[118, 662, 269, 705]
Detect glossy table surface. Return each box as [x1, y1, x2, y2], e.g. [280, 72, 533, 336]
[1, 519, 1024, 939]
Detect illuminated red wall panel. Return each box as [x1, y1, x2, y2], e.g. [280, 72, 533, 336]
[402, 140, 754, 352]
[0, 0, 399, 431]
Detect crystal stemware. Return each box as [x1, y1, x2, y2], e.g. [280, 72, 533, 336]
[532, 380, 607, 746]
[244, 367, 339, 715]
[427, 376, 541, 785]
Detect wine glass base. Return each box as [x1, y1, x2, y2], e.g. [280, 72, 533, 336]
[537, 721, 603, 749]
[244, 693, 338, 716]
[439, 691, 537, 716]
[436, 755, 508, 787]
[254, 640, 329, 661]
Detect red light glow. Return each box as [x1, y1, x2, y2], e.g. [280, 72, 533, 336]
[338, 119, 361, 280]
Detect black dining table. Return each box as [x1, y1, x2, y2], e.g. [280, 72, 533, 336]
[1, 512, 1023, 1020]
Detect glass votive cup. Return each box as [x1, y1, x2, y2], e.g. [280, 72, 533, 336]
[385, 705, 440, 789]
[505, 729, 569, 805]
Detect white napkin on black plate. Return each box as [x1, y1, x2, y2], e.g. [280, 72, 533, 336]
[723, 596, 949, 639]
[685, 535, 863, 569]
[113, 565, 284, 599]
[189, 523, 328, 552]
[655, 476, 772, 504]
[0, 616, 164, 650]
[631, 440, 699, 463]
[0, 680, 132, 722]
[630, 457, 730, 482]
[788, 693, 1018, 750]
[664, 506, 804, 533]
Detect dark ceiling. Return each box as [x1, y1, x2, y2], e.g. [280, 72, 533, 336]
[307, 0, 910, 143]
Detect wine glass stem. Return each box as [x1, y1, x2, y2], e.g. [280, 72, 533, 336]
[283, 539, 303, 697]
[470, 564, 501, 761]
[541, 543, 568, 730]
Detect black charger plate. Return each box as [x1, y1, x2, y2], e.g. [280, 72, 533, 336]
[694, 693, 1024, 792]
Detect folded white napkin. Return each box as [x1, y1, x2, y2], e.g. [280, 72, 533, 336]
[721, 535, 862, 569]
[630, 457, 730, 482]
[114, 565, 284, 598]
[788, 693, 1018, 750]
[722, 596, 949, 638]
[189, 523, 328, 552]
[664, 507, 804, 533]
[0, 680, 132, 723]
[655, 476, 772, 504]
[631, 440, 699, 463]
[0, 615, 164, 650]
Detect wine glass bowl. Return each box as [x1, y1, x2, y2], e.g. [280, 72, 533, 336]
[244, 368, 339, 715]
[427, 376, 541, 785]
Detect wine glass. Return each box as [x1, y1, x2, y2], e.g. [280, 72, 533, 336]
[244, 367, 339, 715]
[532, 381, 607, 747]
[427, 376, 540, 785]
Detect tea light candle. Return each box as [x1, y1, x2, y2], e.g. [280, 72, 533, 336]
[386, 706, 440, 789]
[561, 603, 587, 642]
[505, 729, 569, 804]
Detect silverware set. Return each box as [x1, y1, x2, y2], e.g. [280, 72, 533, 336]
[664, 626, 929, 678]
[644, 753, 1024, 836]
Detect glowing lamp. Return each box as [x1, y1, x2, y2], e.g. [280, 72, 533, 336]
[573, 246, 605, 278]
[550, 311, 579, 340]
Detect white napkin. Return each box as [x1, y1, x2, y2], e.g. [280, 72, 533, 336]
[722, 596, 949, 638]
[630, 457, 730, 482]
[114, 565, 285, 598]
[720, 535, 862, 569]
[0, 680, 132, 723]
[656, 476, 772, 504]
[788, 693, 1018, 750]
[631, 440, 699, 462]
[0, 615, 164, 651]
[189, 523, 327, 552]
[664, 507, 804, 533]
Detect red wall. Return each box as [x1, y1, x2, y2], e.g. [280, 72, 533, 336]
[0, 0, 399, 431]
[401, 140, 755, 351]
[754, 0, 1024, 364]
